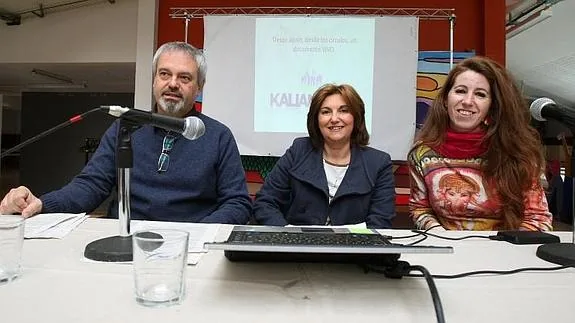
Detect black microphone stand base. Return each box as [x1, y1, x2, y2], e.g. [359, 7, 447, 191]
[84, 235, 133, 262]
[536, 243, 575, 267]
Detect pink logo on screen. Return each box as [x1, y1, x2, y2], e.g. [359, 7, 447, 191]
[300, 70, 323, 87]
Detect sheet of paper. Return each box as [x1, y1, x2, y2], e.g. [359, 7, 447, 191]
[24, 213, 88, 239]
[131, 221, 220, 253]
[31, 215, 89, 239]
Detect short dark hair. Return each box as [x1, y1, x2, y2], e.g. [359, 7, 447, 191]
[306, 83, 370, 149]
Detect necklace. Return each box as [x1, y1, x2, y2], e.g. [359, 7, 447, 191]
[323, 158, 350, 167]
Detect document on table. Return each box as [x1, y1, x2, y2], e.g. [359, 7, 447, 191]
[131, 221, 220, 253]
[24, 213, 89, 239]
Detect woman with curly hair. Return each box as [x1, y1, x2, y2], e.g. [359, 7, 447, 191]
[409, 56, 552, 231]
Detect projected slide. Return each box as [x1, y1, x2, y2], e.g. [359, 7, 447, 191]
[254, 17, 375, 133]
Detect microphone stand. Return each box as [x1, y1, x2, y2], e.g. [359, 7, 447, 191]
[84, 119, 140, 262]
[0, 108, 101, 160]
[537, 135, 575, 267]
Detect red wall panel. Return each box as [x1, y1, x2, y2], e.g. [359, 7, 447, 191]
[157, 0, 505, 63]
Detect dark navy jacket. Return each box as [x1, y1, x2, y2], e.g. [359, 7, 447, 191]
[253, 137, 395, 228]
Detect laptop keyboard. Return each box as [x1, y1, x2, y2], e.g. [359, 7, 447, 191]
[227, 231, 391, 247]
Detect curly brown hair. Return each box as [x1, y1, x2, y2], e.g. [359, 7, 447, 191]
[307, 83, 370, 150]
[415, 56, 544, 229]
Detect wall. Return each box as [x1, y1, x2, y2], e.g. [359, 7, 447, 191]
[157, 0, 505, 64]
[134, 0, 159, 112]
[20, 92, 133, 196]
[0, 0, 138, 63]
[1, 109, 20, 135]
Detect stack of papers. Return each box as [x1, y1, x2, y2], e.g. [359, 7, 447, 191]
[25, 213, 89, 239]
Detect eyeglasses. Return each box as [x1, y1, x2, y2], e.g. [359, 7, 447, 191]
[157, 134, 176, 172]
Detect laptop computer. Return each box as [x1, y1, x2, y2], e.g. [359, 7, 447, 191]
[206, 226, 453, 265]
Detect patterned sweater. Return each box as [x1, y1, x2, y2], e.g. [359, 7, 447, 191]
[408, 144, 552, 231]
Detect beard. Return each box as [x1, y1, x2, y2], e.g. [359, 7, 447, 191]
[157, 97, 186, 115]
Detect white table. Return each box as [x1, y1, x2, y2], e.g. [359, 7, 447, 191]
[1, 218, 574, 323]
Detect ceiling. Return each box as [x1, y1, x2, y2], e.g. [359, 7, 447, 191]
[506, 0, 575, 107]
[0, 62, 135, 94]
[0, 0, 132, 106]
[0, 0, 115, 18]
[0, 0, 574, 110]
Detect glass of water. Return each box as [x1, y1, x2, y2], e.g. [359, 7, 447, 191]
[0, 215, 25, 285]
[132, 229, 189, 307]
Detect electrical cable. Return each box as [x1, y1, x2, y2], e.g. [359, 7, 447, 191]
[365, 261, 445, 323]
[409, 264, 445, 323]
[410, 229, 492, 241]
[406, 265, 569, 279]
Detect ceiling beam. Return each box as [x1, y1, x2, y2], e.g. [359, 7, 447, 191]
[4, 0, 116, 26]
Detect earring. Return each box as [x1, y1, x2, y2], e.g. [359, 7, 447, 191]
[483, 116, 492, 126]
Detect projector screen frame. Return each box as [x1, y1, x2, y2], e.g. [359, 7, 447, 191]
[169, 6, 456, 68]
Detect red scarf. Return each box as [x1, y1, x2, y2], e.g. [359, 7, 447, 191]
[434, 128, 488, 159]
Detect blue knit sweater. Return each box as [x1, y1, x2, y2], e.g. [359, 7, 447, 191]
[40, 113, 252, 223]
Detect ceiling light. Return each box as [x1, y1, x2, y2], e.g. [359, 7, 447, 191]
[31, 68, 74, 84]
[26, 82, 88, 89]
[506, 8, 553, 39]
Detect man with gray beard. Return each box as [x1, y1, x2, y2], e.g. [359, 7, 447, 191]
[0, 42, 252, 224]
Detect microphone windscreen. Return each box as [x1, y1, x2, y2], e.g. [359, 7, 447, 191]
[529, 97, 556, 122]
[183, 116, 205, 140]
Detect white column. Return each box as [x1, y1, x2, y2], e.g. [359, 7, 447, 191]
[134, 0, 159, 111]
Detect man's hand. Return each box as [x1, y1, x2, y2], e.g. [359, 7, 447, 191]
[0, 186, 42, 218]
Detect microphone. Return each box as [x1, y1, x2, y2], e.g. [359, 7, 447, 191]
[100, 105, 205, 140]
[529, 97, 575, 267]
[529, 98, 575, 129]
